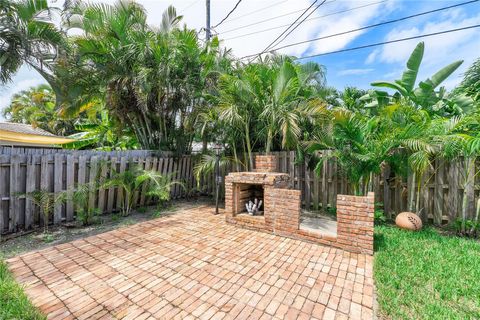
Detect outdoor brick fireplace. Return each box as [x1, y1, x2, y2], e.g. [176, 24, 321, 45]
[225, 154, 375, 255]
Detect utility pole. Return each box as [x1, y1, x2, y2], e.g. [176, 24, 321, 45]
[205, 0, 211, 41]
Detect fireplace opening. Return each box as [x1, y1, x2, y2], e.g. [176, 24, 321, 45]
[234, 183, 264, 216]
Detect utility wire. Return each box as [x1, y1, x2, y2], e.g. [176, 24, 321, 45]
[256, 0, 320, 60]
[270, 0, 328, 49]
[296, 24, 480, 60]
[218, 0, 289, 26]
[220, 0, 336, 34]
[179, 0, 201, 14]
[224, 0, 386, 40]
[240, 0, 479, 59]
[212, 0, 243, 29]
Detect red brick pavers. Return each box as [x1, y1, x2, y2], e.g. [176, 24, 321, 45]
[7, 206, 374, 319]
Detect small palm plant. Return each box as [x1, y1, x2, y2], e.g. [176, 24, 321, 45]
[23, 190, 66, 234]
[145, 171, 183, 209]
[104, 165, 179, 216]
[194, 153, 236, 188]
[71, 183, 100, 226]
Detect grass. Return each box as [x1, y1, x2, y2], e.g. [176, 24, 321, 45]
[0, 258, 45, 320]
[374, 224, 480, 320]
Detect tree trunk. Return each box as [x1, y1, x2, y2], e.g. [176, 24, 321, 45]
[202, 138, 208, 153]
[232, 140, 240, 172]
[245, 123, 254, 170]
[266, 128, 273, 154]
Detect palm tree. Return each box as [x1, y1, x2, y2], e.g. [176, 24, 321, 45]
[64, 1, 231, 153]
[103, 165, 178, 216]
[456, 57, 480, 104]
[261, 58, 325, 152]
[0, 0, 63, 84]
[216, 55, 325, 167]
[2, 84, 77, 135]
[217, 63, 263, 168]
[23, 190, 66, 233]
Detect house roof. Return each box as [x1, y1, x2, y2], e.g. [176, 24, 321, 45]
[0, 122, 57, 137]
[0, 122, 74, 147]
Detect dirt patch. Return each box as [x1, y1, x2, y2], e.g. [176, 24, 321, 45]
[1, 198, 214, 259]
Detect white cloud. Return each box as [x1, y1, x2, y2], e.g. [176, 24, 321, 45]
[365, 49, 378, 64]
[305, 0, 394, 57]
[85, 0, 392, 58]
[375, 9, 480, 88]
[338, 68, 374, 76]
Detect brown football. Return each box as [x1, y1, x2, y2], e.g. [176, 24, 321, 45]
[395, 212, 423, 231]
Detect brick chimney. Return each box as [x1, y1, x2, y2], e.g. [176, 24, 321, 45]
[254, 155, 277, 172]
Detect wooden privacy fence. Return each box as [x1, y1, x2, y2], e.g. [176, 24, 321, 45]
[0, 151, 220, 235]
[1, 149, 477, 235]
[266, 151, 477, 225]
[0, 146, 166, 156]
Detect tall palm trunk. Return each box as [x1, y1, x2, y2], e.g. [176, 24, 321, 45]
[232, 140, 240, 172]
[245, 123, 254, 170]
[266, 127, 273, 154]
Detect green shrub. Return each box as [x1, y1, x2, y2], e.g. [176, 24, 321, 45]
[76, 208, 101, 226]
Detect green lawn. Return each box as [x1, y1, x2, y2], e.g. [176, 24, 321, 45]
[374, 225, 480, 320]
[0, 258, 44, 320]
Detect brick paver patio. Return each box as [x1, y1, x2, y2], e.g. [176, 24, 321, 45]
[7, 206, 374, 319]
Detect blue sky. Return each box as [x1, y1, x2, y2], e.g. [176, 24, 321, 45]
[313, 0, 480, 90]
[1, 0, 479, 119]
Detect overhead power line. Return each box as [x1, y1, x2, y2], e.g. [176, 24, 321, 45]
[256, 0, 328, 60]
[212, 0, 243, 29]
[296, 24, 480, 60]
[220, 0, 336, 34]
[217, 0, 289, 26]
[179, 0, 201, 14]
[224, 0, 387, 41]
[240, 0, 479, 60]
[269, 0, 328, 50]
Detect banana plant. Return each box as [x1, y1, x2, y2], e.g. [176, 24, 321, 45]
[362, 42, 473, 116]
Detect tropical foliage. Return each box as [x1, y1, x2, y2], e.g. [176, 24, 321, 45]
[456, 57, 480, 104]
[214, 56, 326, 168]
[2, 84, 77, 135]
[64, 109, 139, 150]
[22, 189, 66, 233]
[60, 1, 232, 153]
[103, 165, 178, 216]
[0, 0, 63, 84]
[363, 42, 474, 116]
[308, 42, 479, 215]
